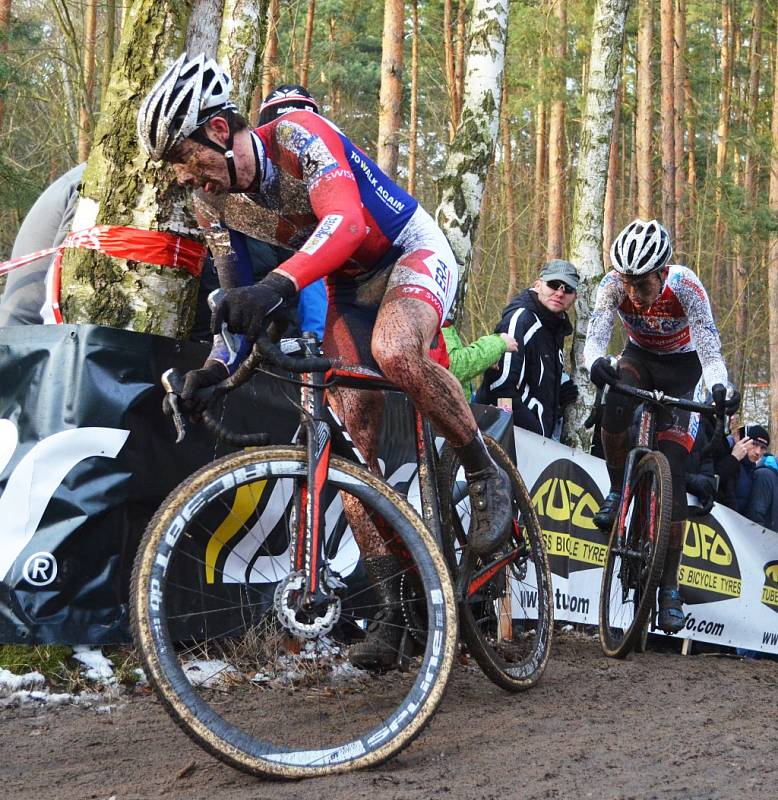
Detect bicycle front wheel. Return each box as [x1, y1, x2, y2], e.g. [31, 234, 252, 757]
[131, 447, 457, 779]
[439, 436, 553, 692]
[599, 450, 672, 658]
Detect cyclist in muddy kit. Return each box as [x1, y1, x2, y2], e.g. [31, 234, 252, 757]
[136, 53, 512, 669]
[584, 219, 739, 634]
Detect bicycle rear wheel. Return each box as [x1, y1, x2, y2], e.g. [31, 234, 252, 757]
[439, 436, 553, 692]
[131, 446, 457, 779]
[599, 451, 672, 658]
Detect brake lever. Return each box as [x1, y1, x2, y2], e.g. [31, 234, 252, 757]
[161, 368, 188, 444]
[208, 288, 240, 366]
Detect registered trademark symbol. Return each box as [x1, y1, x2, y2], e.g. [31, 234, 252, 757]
[23, 552, 58, 586]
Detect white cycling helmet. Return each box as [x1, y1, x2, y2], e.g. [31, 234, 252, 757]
[610, 219, 673, 276]
[136, 52, 237, 161]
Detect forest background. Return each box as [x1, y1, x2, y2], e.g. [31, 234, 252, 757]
[1, 0, 777, 403]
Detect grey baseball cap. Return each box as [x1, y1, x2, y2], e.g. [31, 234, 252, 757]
[539, 259, 580, 289]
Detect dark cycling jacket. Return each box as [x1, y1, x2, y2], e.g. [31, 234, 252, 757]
[475, 288, 572, 437]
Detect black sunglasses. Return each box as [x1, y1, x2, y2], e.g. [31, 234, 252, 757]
[545, 279, 576, 295]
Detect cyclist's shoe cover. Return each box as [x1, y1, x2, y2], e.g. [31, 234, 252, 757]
[657, 588, 686, 634]
[349, 555, 403, 672]
[593, 490, 621, 532]
[467, 465, 513, 556]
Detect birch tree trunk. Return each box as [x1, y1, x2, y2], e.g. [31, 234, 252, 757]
[77, 0, 98, 162]
[60, 0, 201, 336]
[769, 18, 778, 427]
[435, 0, 508, 311]
[377, 0, 404, 180]
[218, 0, 267, 118]
[407, 0, 419, 195]
[566, 0, 630, 447]
[186, 0, 222, 55]
[299, 0, 315, 86]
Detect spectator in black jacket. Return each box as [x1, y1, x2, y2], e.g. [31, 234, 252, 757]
[476, 260, 579, 439]
[715, 422, 769, 514]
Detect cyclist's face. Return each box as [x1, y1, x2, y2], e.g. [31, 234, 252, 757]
[168, 140, 229, 194]
[620, 272, 663, 310]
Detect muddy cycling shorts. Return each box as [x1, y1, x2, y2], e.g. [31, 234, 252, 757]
[323, 206, 459, 369]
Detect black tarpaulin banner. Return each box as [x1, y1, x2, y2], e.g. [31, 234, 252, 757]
[0, 325, 512, 644]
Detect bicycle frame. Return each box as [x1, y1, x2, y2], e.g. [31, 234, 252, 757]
[291, 341, 443, 609]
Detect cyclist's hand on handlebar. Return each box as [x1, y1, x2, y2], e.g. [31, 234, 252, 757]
[181, 360, 229, 413]
[590, 356, 619, 388]
[210, 273, 296, 343]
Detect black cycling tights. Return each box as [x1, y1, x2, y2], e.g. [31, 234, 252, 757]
[601, 344, 702, 522]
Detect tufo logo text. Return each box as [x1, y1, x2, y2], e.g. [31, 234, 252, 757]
[678, 518, 741, 605]
[760, 560, 778, 615]
[529, 460, 608, 578]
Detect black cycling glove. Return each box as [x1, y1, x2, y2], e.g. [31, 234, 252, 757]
[590, 356, 619, 389]
[181, 360, 229, 413]
[559, 380, 579, 407]
[211, 272, 296, 343]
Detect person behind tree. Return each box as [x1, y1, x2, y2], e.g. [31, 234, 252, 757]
[584, 218, 739, 634]
[136, 52, 513, 670]
[475, 260, 579, 440]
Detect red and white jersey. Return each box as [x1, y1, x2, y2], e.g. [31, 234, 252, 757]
[583, 265, 728, 389]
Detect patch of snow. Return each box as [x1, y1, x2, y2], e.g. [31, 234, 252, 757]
[182, 659, 239, 688]
[72, 645, 115, 683]
[0, 668, 45, 696]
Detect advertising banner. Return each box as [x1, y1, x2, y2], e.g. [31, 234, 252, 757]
[0, 325, 511, 645]
[512, 428, 778, 654]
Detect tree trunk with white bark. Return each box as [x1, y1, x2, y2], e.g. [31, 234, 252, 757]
[565, 0, 630, 447]
[434, 0, 509, 314]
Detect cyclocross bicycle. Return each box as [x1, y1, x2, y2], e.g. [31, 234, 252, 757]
[131, 331, 552, 779]
[591, 378, 725, 659]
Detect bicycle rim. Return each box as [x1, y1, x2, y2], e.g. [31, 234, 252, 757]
[131, 447, 457, 778]
[439, 436, 553, 691]
[599, 451, 672, 658]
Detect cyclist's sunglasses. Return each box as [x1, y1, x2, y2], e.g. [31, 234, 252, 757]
[545, 279, 576, 295]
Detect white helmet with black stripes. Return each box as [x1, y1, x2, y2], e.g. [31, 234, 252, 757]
[136, 52, 236, 161]
[610, 219, 673, 277]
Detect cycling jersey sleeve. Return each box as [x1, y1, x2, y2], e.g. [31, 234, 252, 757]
[583, 272, 621, 371]
[671, 268, 729, 390]
[270, 116, 368, 289]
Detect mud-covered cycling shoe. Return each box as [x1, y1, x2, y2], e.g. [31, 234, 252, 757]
[657, 588, 686, 634]
[593, 490, 621, 532]
[466, 465, 513, 557]
[349, 554, 403, 671]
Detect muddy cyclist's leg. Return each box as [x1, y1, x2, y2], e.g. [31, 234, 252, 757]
[594, 356, 647, 530]
[371, 294, 511, 555]
[656, 426, 695, 632]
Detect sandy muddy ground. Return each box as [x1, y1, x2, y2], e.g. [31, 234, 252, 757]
[2, 632, 776, 800]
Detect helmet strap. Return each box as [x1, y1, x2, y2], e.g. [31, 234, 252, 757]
[190, 109, 239, 188]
